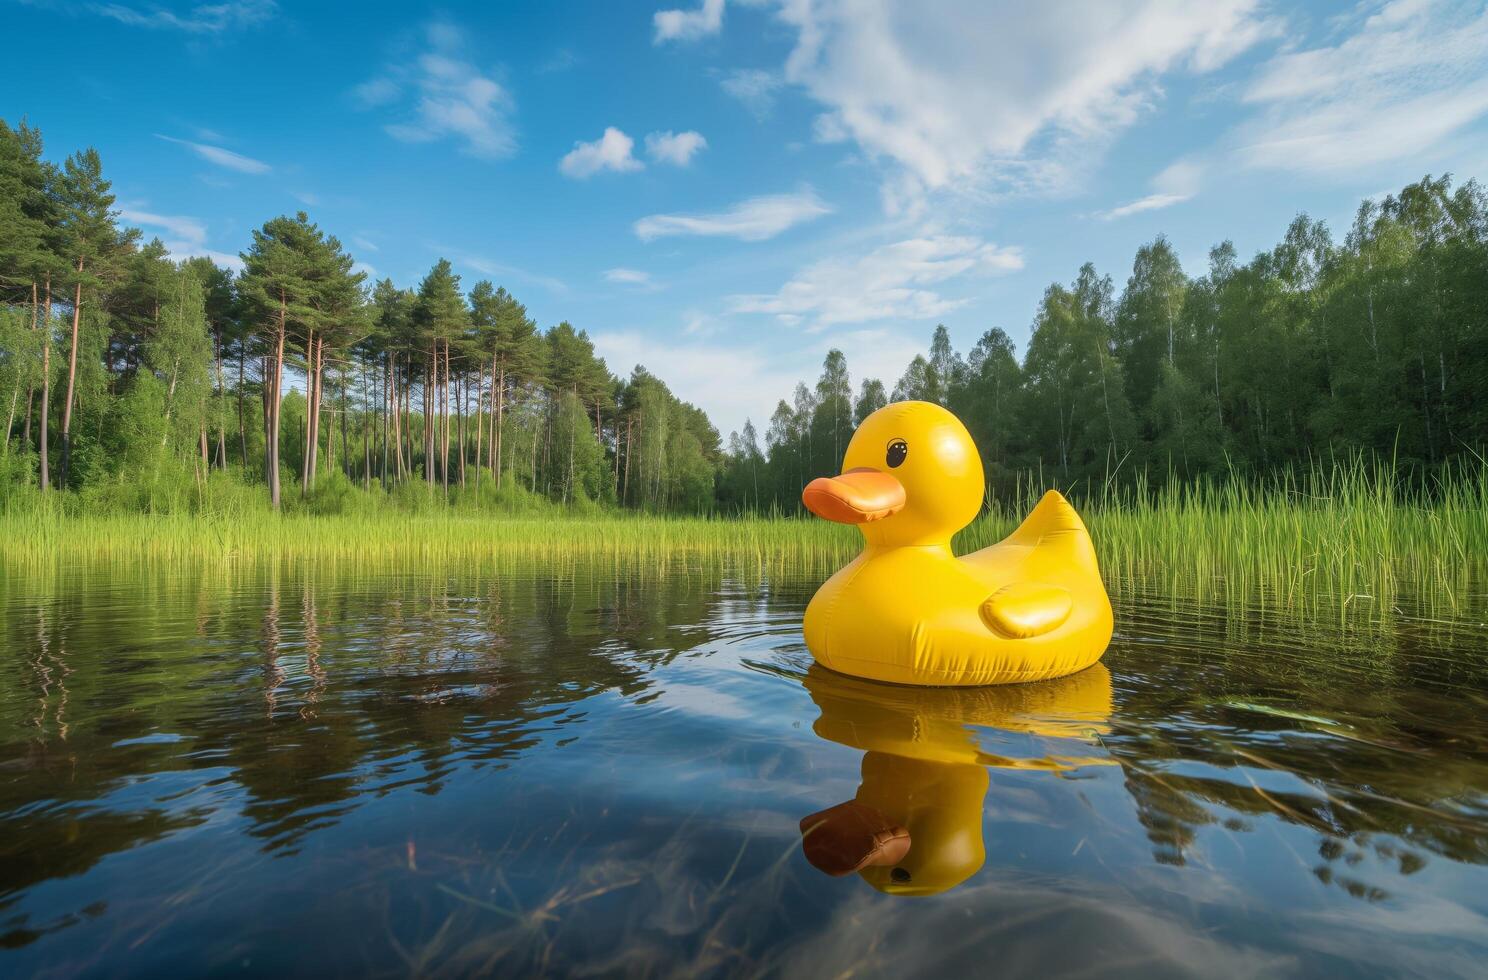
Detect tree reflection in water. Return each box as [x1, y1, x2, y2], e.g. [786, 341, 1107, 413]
[0, 559, 1483, 975]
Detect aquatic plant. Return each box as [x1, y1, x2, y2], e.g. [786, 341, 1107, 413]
[3, 459, 1484, 627]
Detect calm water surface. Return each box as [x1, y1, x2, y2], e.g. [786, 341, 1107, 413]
[2, 559, 1486, 978]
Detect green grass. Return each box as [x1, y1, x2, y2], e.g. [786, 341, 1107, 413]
[3, 458, 1485, 624]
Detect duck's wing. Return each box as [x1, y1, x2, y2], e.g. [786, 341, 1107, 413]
[979, 582, 1073, 638]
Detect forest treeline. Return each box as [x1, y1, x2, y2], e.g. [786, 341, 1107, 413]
[718, 174, 1488, 511]
[0, 120, 718, 515]
[3, 117, 1487, 518]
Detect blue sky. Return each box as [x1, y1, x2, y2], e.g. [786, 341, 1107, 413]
[7, 0, 1488, 436]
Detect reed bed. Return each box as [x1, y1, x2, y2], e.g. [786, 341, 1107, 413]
[4, 459, 1485, 624]
[960, 458, 1488, 622]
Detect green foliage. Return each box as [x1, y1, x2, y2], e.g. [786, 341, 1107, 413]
[720, 175, 1488, 511]
[303, 469, 368, 516]
[4, 117, 1487, 530]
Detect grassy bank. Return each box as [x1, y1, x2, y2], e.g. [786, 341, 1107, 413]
[3, 461, 1485, 622]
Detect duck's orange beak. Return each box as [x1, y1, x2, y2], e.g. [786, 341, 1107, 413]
[802, 468, 906, 524]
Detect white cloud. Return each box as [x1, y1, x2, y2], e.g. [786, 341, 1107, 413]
[634, 189, 831, 241]
[720, 69, 783, 119]
[653, 0, 724, 43]
[293, 190, 321, 207]
[592, 331, 798, 436]
[605, 268, 657, 289]
[560, 127, 644, 178]
[352, 76, 400, 107]
[592, 326, 932, 439]
[92, 0, 275, 33]
[1096, 157, 1203, 219]
[1096, 193, 1190, 220]
[682, 309, 720, 336]
[1234, 0, 1488, 175]
[728, 236, 1023, 329]
[155, 134, 270, 174]
[644, 130, 707, 166]
[121, 209, 206, 246]
[363, 21, 516, 159]
[120, 208, 243, 270]
[762, 0, 1277, 212]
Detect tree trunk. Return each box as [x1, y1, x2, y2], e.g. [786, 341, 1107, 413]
[494, 360, 504, 486]
[59, 262, 85, 487]
[2, 385, 17, 455]
[441, 339, 451, 493]
[338, 363, 349, 479]
[237, 347, 248, 469]
[39, 274, 52, 491]
[212, 328, 226, 468]
[267, 294, 286, 509]
[386, 353, 398, 487]
[303, 331, 321, 495]
[362, 360, 372, 488]
[390, 355, 403, 481]
[7, 283, 38, 456]
[22, 387, 33, 452]
[623, 416, 633, 506]
[473, 363, 485, 491]
[425, 356, 435, 487]
[455, 365, 466, 488]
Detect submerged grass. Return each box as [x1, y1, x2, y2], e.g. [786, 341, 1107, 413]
[3, 458, 1485, 624]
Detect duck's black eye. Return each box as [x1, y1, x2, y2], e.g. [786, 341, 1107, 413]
[890, 867, 912, 883]
[886, 439, 908, 468]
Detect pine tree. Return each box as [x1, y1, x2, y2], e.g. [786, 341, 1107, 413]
[412, 259, 467, 490]
[240, 213, 327, 508]
[0, 120, 60, 483]
[55, 147, 136, 486]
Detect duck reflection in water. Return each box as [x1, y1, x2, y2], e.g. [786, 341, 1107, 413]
[798, 662, 1114, 896]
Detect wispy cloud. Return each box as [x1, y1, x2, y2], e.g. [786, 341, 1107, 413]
[155, 134, 270, 174]
[645, 130, 707, 166]
[358, 20, 516, 159]
[653, 0, 724, 43]
[120, 207, 242, 269]
[560, 127, 644, 178]
[352, 76, 400, 108]
[634, 189, 831, 242]
[591, 329, 800, 437]
[605, 268, 659, 290]
[760, 0, 1278, 214]
[90, 0, 275, 33]
[1095, 158, 1202, 220]
[720, 69, 782, 120]
[1234, 0, 1488, 176]
[729, 236, 1023, 329]
[1097, 193, 1191, 221]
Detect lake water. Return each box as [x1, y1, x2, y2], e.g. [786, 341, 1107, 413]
[2, 559, 1487, 978]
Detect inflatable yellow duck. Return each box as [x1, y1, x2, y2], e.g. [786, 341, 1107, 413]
[798, 663, 1115, 896]
[802, 401, 1113, 686]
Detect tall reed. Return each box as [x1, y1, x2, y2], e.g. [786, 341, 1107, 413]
[4, 459, 1484, 624]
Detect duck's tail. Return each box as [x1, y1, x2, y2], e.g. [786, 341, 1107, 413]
[1005, 489, 1085, 542]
